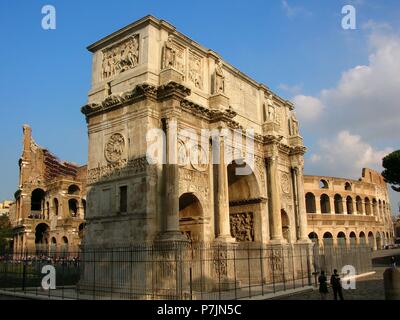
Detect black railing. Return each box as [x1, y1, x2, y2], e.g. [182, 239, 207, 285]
[0, 242, 371, 300]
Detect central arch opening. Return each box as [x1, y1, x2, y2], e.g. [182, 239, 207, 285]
[227, 161, 260, 243]
[179, 193, 203, 242]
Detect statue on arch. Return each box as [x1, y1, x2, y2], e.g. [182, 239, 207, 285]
[267, 94, 276, 121]
[291, 115, 299, 135]
[162, 36, 176, 70]
[214, 59, 225, 94]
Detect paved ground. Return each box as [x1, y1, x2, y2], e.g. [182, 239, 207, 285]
[0, 294, 26, 300]
[276, 267, 386, 300]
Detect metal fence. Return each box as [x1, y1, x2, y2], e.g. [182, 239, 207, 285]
[0, 242, 371, 300]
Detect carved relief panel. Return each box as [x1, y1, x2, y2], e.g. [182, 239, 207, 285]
[188, 51, 203, 90]
[162, 37, 186, 75]
[101, 35, 139, 80]
[229, 212, 255, 242]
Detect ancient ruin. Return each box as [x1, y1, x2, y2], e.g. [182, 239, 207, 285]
[10, 125, 86, 255]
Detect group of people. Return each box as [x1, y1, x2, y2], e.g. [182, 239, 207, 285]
[318, 269, 344, 300]
[318, 256, 397, 300]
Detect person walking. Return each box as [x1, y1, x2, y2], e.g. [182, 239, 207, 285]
[318, 270, 329, 300]
[330, 269, 344, 300]
[390, 256, 396, 268]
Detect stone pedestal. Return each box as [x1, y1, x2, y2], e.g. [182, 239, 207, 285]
[159, 68, 184, 85]
[289, 135, 303, 146]
[262, 121, 280, 135]
[210, 94, 229, 112]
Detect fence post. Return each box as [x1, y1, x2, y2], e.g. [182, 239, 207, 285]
[22, 259, 27, 292]
[271, 248, 276, 293]
[92, 250, 96, 300]
[259, 245, 264, 296]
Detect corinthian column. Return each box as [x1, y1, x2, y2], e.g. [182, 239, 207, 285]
[267, 155, 284, 243]
[161, 117, 186, 241]
[295, 166, 310, 242]
[216, 134, 235, 242]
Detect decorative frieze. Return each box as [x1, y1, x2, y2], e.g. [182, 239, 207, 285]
[87, 157, 147, 184]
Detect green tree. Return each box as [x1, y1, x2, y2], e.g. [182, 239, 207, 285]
[0, 215, 13, 252]
[382, 150, 400, 192]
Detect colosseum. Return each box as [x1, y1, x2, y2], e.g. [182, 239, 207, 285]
[304, 168, 394, 250]
[10, 125, 86, 255]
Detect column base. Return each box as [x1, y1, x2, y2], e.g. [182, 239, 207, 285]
[268, 238, 288, 245]
[296, 238, 312, 245]
[214, 235, 236, 244]
[156, 231, 189, 243]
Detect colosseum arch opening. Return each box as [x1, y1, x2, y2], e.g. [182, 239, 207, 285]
[319, 179, 329, 189]
[334, 194, 343, 214]
[320, 194, 330, 214]
[349, 232, 357, 247]
[35, 223, 49, 254]
[305, 192, 316, 213]
[323, 232, 333, 247]
[368, 232, 375, 250]
[376, 232, 382, 250]
[68, 199, 79, 217]
[308, 232, 319, 245]
[346, 196, 354, 215]
[356, 196, 363, 214]
[31, 188, 45, 218]
[365, 198, 371, 215]
[359, 232, 366, 246]
[68, 184, 80, 195]
[337, 232, 346, 246]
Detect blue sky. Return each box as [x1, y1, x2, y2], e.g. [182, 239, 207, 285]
[0, 0, 399, 211]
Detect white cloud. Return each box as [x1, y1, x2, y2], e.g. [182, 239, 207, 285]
[278, 83, 303, 95]
[297, 27, 400, 143]
[292, 95, 324, 122]
[306, 130, 393, 179]
[281, 0, 311, 18]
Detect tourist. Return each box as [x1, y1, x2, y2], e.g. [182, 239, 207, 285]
[318, 270, 329, 300]
[330, 269, 344, 300]
[390, 256, 396, 268]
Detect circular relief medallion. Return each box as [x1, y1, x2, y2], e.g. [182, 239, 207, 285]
[105, 133, 125, 163]
[281, 173, 290, 194]
[190, 144, 209, 172]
